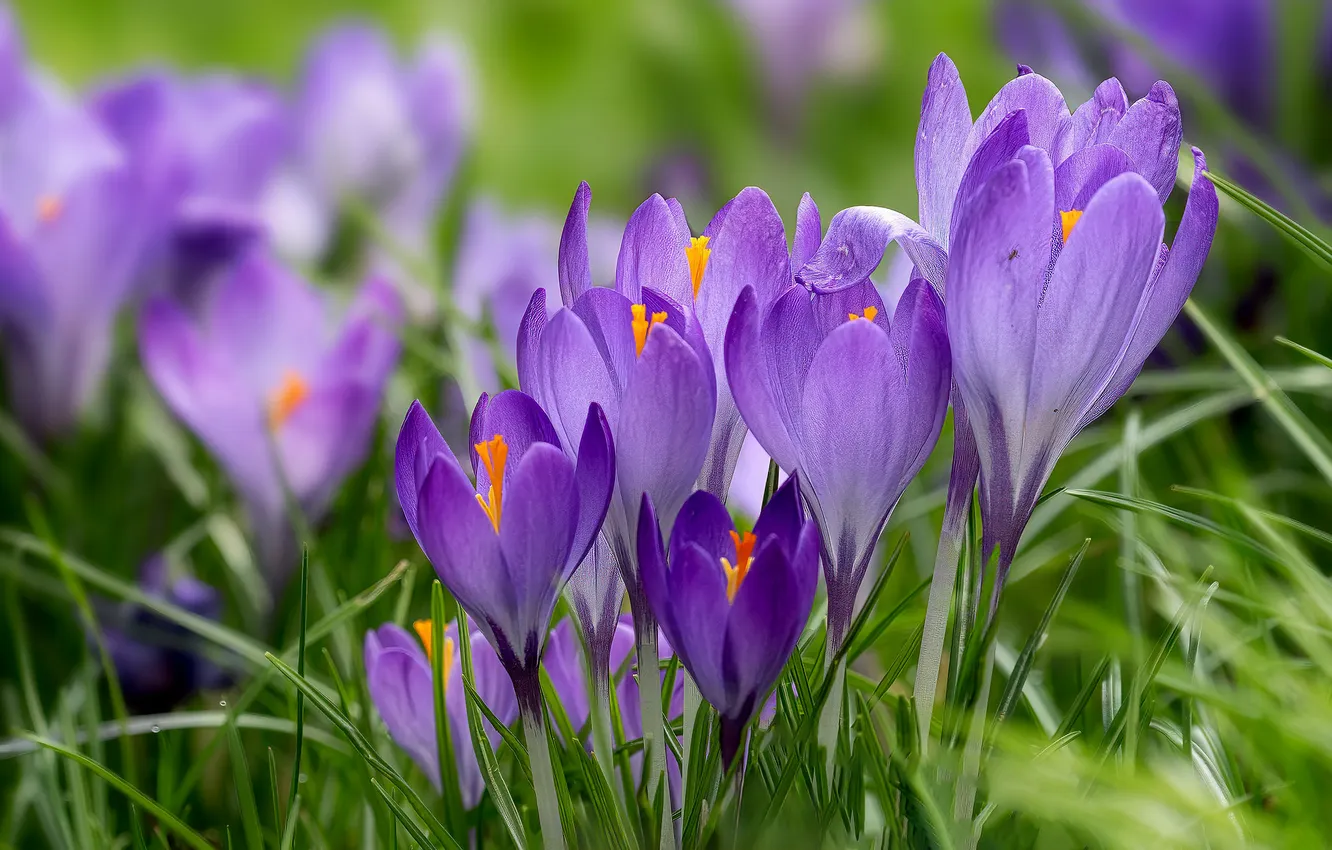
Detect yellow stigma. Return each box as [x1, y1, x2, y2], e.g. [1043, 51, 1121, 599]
[36, 194, 62, 224]
[474, 433, 509, 532]
[413, 619, 456, 695]
[720, 529, 758, 603]
[631, 303, 668, 357]
[686, 235, 711, 299]
[266, 370, 310, 430]
[1060, 209, 1083, 242]
[847, 305, 879, 322]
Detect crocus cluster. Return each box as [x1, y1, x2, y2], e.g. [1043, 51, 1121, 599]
[384, 51, 1217, 821]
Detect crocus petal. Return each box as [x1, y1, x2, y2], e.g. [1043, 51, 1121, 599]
[536, 305, 622, 455]
[1082, 148, 1217, 427]
[564, 535, 625, 671]
[915, 53, 973, 244]
[1053, 143, 1137, 214]
[751, 473, 804, 561]
[516, 288, 548, 398]
[1107, 81, 1182, 204]
[415, 455, 512, 646]
[791, 192, 821, 270]
[947, 150, 1054, 493]
[571, 402, 615, 572]
[559, 182, 593, 306]
[947, 109, 1030, 249]
[1060, 77, 1128, 154]
[665, 540, 731, 703]
[668, 489, 737, 567]
[796, 206, 947, 295]
[571, 286, 637, 396]
[275, 383, 376, 509]
[468, 389, 561, 496]
[697, 187, 791, 335]
[365, 640, 440, 790]
[498, 442, 579, 654]
[615, 193, 690, 304]
[616, 324, 715, 540]
[964, 70, 1071, 163]
[721, 541, 801, 719]
[724, 287, 800, 474]
[1025, 171, 1164, 466]
[395, 400, 449, 542]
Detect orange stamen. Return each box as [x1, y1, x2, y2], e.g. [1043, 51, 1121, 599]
[721, 529, 758, 603]
[473, 433, 509, 532]
[266, 370, 310, 430]
[1060, 209, 1083, 242]
[686, 235, 711, 299]
[36, 194, 62, 224]
[631, 303, 669, 357]
[847, 305, 879, 322]
[413, 619, 456, 695]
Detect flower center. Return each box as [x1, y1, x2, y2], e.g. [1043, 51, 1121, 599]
[1060, 209, 1083, 242]
[847, 306, 878, 322]
[474, 433, 509, 533]
[720, 529, 758, 603]
[266, 370, 310, 430]
[414, 619, 457, 695]
[631, 303, 668, 357]
[686, 235, 711, 299]
[36, 194, 62, 224]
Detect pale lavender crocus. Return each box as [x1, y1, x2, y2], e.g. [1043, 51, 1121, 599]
[262, 21, 470, 314]
[364, 619, 516, 808]
[726, 278, 951, 659]
[0, 8, 163, 437]
[140, 248, 402, 577]
[92, 69, 286, 301]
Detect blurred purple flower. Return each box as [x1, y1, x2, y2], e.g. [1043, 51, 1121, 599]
[516, 184, 716, 675]
[0, 9, 163, 437]
[100, 556, 228, 713]
[91, 69, 287, 301]
[726, 278, 951, 657]
[140, 249, 402, 575]
[394, 390, 613, 694]
[638, 476, 818, 766]
[364, 619, 516, 807]
[262, 22, 471, 285]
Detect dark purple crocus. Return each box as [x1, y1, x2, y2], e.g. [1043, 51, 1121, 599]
[395, 389, 613, 845]
[263, 21, 470, 298]
[100, 556, 228, 713]
[394, 390, 613, 686]
[950, 146, 1218, 601]
[140, 249, 402, 577]
[0, 9, 162, 437]
[638, 476, 819, 766]
[91, 70, 286, 301]
[726, 278, 951, 658]
[364, 619, 516, 808]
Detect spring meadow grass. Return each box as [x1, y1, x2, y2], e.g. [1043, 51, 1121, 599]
[2, 1, 1332, 848]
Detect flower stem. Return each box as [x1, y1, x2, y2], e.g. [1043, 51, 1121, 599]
[517, 678, 566, 850]
[589, 667, 619, 801]
[953, 640, 996, 825]
[633, 613, 675, 850]
[915, 506, 967, 754]
[818, 648, 846, 779]
[681, 673, 700, 801]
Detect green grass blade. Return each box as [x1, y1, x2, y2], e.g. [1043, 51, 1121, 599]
[1066, 489, 1278, 561]
[286, 549, 310, 829]
[1207, 170, 1332, 268]
[455, 621, 528, 850]
[1185, 299, 1332, 486]
[430, 583, 467, 835]
[991, 540, 1090, 730]
[1276, 336, 1332, 371]
[370, 778, 433, 850]
[278, 794, 301, 850]
[227, 726, 265, 850]
[25, 736, 214, 850]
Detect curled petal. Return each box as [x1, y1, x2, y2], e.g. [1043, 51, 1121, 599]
[915, 52, 973, 244]
[796, 206, 947, 295]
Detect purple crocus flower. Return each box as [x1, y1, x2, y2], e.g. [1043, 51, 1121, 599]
[394, 389, 613, 690]
[100, 556, 228, 713]
[364, 619, 516, 807]
[516, 183, 716, 687]
[950, 146, 1218, 600]
[0, 9, 162, 437]
[139, 248, 403, 576]
[91, 69, 286, 301]
[262, 22, 470, 284]
[725, 278, 951, 657]
[638, 476, 819, 766]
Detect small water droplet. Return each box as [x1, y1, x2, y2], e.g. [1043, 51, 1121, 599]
[150, 725, 160, 733]
[218, 700, 227, 707]
[298, 773, 308, 784]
